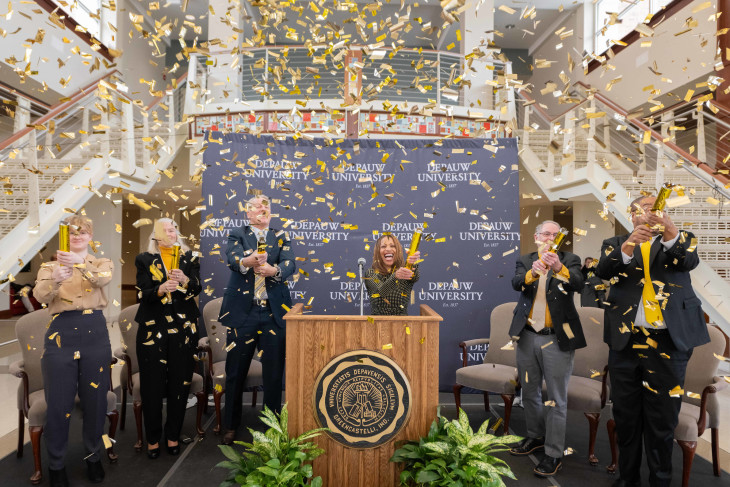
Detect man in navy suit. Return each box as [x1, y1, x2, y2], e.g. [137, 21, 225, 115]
[219, 194, 295, 444]
[508, 220, 586, 478]
[596, 195, 709, 487]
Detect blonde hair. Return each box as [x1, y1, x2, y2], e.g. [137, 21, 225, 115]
[63, 215, 93, 234]
[372, 234, 405, 275]
[147, 218, 190, 254]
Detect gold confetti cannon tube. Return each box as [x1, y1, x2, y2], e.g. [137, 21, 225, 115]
[257, 236, 267, 254]
[405, 229, 422, 270]
[59, 223, 70, 252]
[652, 183, 673, 211]
[170, 243, 181, 270]
[538, 227, 569, 269]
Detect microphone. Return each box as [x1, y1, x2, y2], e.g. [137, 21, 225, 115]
[357, 257, 366, 270]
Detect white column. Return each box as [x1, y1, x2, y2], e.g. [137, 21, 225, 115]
[14, 97, 32, 154]
[459, 0, 494, 110]
[83, 196, 123, 322]
[206, 0, 243, 107]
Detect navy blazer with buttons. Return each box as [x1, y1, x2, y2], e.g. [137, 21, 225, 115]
[218, 225, 295, 329]
[508, 251, 587, 352]
[595, 232, 709, 352]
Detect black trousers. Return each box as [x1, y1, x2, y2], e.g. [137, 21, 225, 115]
[42, 310, 111, 470]
[136, 323, 196, 445]
[224, 304, 285, 430]
[609, 330, 692, 487]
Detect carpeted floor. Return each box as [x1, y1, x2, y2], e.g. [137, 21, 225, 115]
[1, 393, 726, 487]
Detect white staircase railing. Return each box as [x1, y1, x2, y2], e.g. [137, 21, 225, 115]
[0, 73, 188, 288]
[517, 87, 730, 334]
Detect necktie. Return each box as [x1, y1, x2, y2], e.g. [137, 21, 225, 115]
[254, 231, 266, 300]
[531, 271, 548, 332]
[640, 240, 663, 326]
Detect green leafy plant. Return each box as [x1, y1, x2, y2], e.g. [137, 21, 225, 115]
[390, 408, 521, 487]
[216, 404, 327, 487]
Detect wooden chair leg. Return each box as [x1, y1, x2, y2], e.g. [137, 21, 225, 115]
[585, 412, 600, 465]
[213, 390, 223, 434]
[17, 410, 24, 458]
[711, 428, 720, 477]
[501, 394, 514, 435]
[453, 384, 463, 412]
[606, 418, 618, 474]
[251, 387, 258, 408]
[106, 410, 119, 463]
[483, 391, 490, 412]
[29, 425, 43, 485]
[677, 440, 696, 487]
[120, 387, 127, 431]
[133, 400, 143, 451]
[195, 391, 206, 437]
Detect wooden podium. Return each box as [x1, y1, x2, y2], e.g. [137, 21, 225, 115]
[284, 304, 442, 487]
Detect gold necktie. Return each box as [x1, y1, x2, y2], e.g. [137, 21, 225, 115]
[531, 272, 548, 332]
[254, 232, 266, 300]
[640, 241, 663, 326]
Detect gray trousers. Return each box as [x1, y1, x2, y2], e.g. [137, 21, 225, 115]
[42, 310, 111, 469]
[516, 329, 574, 458]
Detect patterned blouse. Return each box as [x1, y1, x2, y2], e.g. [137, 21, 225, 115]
[363, 265, 420, 316]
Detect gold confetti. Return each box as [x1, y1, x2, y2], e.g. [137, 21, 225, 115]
[382, 343, 393, 350]
[642, 381, 657, 394]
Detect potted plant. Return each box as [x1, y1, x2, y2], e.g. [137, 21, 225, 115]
[390, 408, 521, 486]
[216, 404, 328, 487]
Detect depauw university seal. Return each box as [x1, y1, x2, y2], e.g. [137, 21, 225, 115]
[314, 350, 411, 448]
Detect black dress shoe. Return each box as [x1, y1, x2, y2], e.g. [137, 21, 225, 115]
[534, 455, 562, 477]
[166, 444, 181, 456]
[48, 467, 69, 487]
[509, 437, 545, 456]
[86, 459, 105, 483]
[222, 429, 236, 445]
[147, 448, 161, 459]
[612, 480, 641, 487]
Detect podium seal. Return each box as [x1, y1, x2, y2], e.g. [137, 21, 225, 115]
[314, 350, 411, 448]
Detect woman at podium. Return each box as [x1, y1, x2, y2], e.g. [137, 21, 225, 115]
[363, 234, 421, 315]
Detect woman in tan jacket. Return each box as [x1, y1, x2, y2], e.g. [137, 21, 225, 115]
[34, 215, 113, 487]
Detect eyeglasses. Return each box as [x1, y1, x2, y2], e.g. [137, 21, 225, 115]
[539, 232, 559, 238]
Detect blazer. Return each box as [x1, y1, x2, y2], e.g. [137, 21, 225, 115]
[509, 251, 587, 352]
[134, 250, 202, 332]
[595, 232, 709, 352]
[219, 225, 295, 329]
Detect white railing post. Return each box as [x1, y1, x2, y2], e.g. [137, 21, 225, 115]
[27, 131, 40, 233]
[168, 91, 176, 148]
[547, 121, 555, 177]
[14, 97, 31, 155]
[523, 105, 531, 147]
[101, 110, 111, 166]
[656, 111, 672, 190]
[587, 100, 596, 167]
[603, 118, 611, 154]
[82, 107, 90, 152]
[561, 109, 575, 180]
[143, 114, 151, 170]
[121, 100, 135, 174]
[184, 53, 199, 117]
[696, 110, 706, 163]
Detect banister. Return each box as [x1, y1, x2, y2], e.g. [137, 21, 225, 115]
[0, 70, 120, 151]
[0, 81, 52, 110]
[146, 71, 189, 111]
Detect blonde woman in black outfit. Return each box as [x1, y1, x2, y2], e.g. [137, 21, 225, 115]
[134, 218, 201, 459]
[363, 234, 421, 316]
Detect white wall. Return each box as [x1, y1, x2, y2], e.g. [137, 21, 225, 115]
[527, 0, 717, 116]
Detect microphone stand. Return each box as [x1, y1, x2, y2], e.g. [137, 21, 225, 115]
[358, 260, 365, 316]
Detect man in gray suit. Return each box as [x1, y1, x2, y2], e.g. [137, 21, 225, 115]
[508, 220, 586, 478]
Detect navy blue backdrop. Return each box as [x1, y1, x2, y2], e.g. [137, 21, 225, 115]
[200, 133, 520, 391]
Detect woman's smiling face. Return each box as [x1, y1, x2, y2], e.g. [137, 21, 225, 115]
[379, 236, 397, 270]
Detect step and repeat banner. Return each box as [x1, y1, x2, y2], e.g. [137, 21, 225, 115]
[200, 133, 520, 390]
